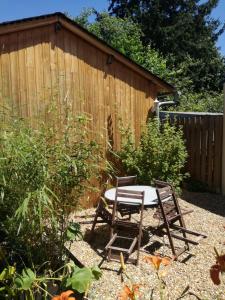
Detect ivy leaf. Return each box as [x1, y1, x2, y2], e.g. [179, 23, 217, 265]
[14, 268, 36, 290]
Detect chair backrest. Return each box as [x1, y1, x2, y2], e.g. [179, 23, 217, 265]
[112, 188, 144, 225]
[155, 179, 173, 189]
[155, 180, 183, 223]
[116, 175, 137, 187]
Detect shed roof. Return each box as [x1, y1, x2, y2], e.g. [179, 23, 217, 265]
[0, 12, 175, 93]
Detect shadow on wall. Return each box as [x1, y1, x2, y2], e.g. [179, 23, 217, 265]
[0, 23, 153, 97]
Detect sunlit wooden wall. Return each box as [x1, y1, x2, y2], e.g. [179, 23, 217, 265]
[0, 23, 159, 149]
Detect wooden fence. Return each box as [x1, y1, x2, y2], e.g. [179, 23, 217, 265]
[160, 111, 223, 193]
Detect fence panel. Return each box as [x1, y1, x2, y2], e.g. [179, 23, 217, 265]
[160, 112, 223, 193]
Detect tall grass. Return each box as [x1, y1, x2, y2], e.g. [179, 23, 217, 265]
[0, 100, 104, 270]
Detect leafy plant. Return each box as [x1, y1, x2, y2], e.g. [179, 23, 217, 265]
[0, 247, 101, 299]
[65, 265, 102, 294]
[0, 109, 102, 270]
[117, 118, 188, 192]
[175, 91, 224, 113]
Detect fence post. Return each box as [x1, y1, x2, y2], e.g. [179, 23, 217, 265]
[222, 82, 225, 195]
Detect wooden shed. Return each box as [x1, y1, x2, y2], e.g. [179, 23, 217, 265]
[0, 12, 174, 149]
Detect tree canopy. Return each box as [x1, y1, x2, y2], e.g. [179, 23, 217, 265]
[109, 0, 225, 92]
[74, 5, 225, 112]
[74, 10, 171, 79]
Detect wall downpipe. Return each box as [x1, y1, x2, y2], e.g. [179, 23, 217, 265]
[222, 82, 225, 195]
[154, 98, 160, 119]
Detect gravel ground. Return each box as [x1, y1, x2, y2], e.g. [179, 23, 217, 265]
[70, 190, 225, 300]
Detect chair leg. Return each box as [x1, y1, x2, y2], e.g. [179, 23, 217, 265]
[90, 213, 99, 236]
[90, 201, 104, 237]
[164, 222, 177, 258]
[136, 234, 141, 266]
[178, 219, 189, 251]
[107, 225, 115, 261]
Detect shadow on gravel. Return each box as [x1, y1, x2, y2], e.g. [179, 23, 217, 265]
[83, 225, 151, 253]
[181, 189, 225, 217]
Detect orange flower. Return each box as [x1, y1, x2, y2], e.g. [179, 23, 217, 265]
[210, 251, 225, 285]
[210, 264, 221, 285]
[217, 254, 225, 272]
[143, 255, 171, 270]
[118, 284, 141, 300]
[51, 290, 76, 300]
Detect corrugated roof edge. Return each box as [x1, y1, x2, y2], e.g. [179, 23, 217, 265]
[0, 12, 175, 93]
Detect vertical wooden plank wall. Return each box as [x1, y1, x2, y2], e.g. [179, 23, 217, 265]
[161, 112, 223, 193]
[0, 24, 157, 149]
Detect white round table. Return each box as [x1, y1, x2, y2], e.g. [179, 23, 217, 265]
[104, 185, 158, 206]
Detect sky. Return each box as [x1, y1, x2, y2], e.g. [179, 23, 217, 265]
[0, 0, 224, 56]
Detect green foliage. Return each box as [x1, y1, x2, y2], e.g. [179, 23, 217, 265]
[74, 10, 171, 79]
[66, 265, 102, 293]
[0, 111, 102, 269]
[74, 9, 224, 112]
[14, 268, 36, 291]
[118, 118, 188, 191]
[0, 251, 101, 298]
[175, 91, 224, 113]
[109, 0, 225, 92]
[66, 222, 83, 241]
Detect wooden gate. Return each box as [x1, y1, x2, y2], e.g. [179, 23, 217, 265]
[160, 112, 223, 193]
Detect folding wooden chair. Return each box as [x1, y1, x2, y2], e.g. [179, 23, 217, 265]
[154, 180, 206, 259]
[90, 176, 138, 237]
[116, 175, 137, 187]
[90, 188, 112, 238]
[105, 188, 145, 266]
[115, 175, 140, 217]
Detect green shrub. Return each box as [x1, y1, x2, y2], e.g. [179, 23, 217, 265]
[117, 118, 188, 191]
[0, 113, 102, 270]
[175, 91, 223, 113]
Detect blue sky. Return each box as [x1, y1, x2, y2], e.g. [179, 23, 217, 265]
[0, 0, 224, 56]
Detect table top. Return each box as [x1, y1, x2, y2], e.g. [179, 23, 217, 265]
[104, 185, 158, 206]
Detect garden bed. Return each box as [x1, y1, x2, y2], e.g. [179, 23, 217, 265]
[71, 190, 225, 299]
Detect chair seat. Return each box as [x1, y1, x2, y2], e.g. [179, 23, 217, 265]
[105, 187, 145, 266]
[105, 233, 138, 255]
[98, 206, 112, 225]
[118, 203, 140, 217]
[114, 220, 140, 229]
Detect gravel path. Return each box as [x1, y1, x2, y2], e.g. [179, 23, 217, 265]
[70, 190, 225, 300]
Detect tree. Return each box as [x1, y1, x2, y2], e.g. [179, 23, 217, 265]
[109, 0, 225, 92]
[74, 10, 171, 79]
